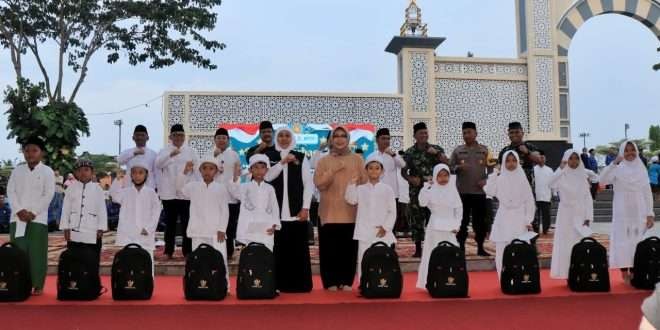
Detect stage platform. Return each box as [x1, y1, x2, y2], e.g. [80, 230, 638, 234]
[0, 270, 651, 330]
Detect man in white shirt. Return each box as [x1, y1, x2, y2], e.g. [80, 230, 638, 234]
[7, 137, 55, 295]
[155, 124, 200, 258]
[374, 128, 407, 234]
[213, 127, 242, 259]
[117, 125, 158, 189]
[533, 151, 554, 235]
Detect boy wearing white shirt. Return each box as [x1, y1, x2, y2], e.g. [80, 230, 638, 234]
[177, 155, 237, 286]
[7, 137, 55, 295]
[213, 127, 242, 259]
[116, 125, 157, 189]
[155, 124, 199, 258]
[110, 161, 161, 270]
[60, 159, 108, 260]
[345, 154, 397, 279]
[235, 154, 281, 251]
[533, 152, 554, 235]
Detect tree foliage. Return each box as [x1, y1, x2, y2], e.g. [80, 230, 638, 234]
[649, 125, 660, 151]
[0, 0, 224, 172]
[4, 78, 90, 173]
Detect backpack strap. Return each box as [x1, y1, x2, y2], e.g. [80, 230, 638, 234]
[437, 241, 458, 248]
[370, 241, 390, 249]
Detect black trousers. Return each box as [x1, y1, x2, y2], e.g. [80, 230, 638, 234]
[226, 203, 240, 258]
[162, 199, 192, 256]
[318, 223, 357, 288]
[394, 199, 409, 233]
[590, 183, 599, 200]
[456, 194, 488, 247]
[274, 221, 313, 292]
[308, 200, 320, 242]
[535, 201, 552, 234]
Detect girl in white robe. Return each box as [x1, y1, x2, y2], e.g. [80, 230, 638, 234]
[484, 150, 536, 277]
[110, 161, 162, 272]
[236, 154, 281, 251]
[416, 164, 463, 289]
[599, 140, 655, 281]
[345, 154, 397, 279]
[549, 149, 594, 279]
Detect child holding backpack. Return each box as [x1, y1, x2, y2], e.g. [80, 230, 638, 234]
[60, 158, 108, 261]
[484, 151, 536, 277]
[236, 154, 281, 251]
[345, 154, 397, 278]
[415, 164, 463, 289]
[110, 161, 162, 271]
[549, 149, 594, 279]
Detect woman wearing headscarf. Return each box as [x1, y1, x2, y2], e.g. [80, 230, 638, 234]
[415, 163, 463, 289]
[549, 149, 594, 279]
[484, 150, 536, 277]
[313, 126, 367, 291]
[264, 126, 314, 293]
[600, 140, 655, 283]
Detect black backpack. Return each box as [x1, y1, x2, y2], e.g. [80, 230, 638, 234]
[568, 237, 610, 292]
[57, 245, 104, 300]
[632, 236, 660, 290]
[426, 241, 469, 298]
[236, 243, 276, 300]
[111, 244, 153, 300]
[359, 242, 402, 299]
[500, 239, 541, 295]
[0, 242, 31, 302]
[184, 243, 227, 300]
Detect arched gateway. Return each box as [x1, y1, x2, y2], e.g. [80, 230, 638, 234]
[164, 0, 659, 164]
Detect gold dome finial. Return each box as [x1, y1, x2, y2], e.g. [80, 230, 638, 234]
[400, 0, 428, 37]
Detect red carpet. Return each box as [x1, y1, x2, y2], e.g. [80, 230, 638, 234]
[0, 270, 651, 330]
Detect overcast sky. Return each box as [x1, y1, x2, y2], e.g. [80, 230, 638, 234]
[1, 0, 659, 162]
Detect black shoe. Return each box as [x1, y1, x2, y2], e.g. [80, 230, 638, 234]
[413, 241, 422, 258]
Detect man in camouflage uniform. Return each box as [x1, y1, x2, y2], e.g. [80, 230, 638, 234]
[402, 122, 447, 257]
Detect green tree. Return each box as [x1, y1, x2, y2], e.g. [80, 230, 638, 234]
[0, 0, 224, 172]
[649, 125, 660, 151]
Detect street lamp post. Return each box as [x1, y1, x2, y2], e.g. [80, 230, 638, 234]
[114, 119, 123, 155]
[578, 132, 590, 149]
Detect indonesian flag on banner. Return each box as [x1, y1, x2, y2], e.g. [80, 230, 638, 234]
[218, 123, 260, 144]
[217, 123, 375, 144]
[331, 123, 376, 142]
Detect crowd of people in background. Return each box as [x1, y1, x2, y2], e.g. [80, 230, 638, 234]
[1, 119, 658, 297]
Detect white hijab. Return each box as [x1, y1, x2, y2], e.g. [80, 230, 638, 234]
[497, 150, 533, 208]
[617, 140, 649, 192]
[427, 164, 462, 208]
[275, 126, 297, 159]
[558, 149, 590, 205]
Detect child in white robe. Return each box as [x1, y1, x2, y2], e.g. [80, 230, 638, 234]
[60, 159, 108, 256]
[110, 161, 161, 273]
[236, 154, 281, 251]
[599, 140, 655, 283]
[345, 154, 397, 279]
[549, 149, 594, 279]
[416, 164, 463, 289]
[176, 154, 232, 284]
[484, 150, 536, 277]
